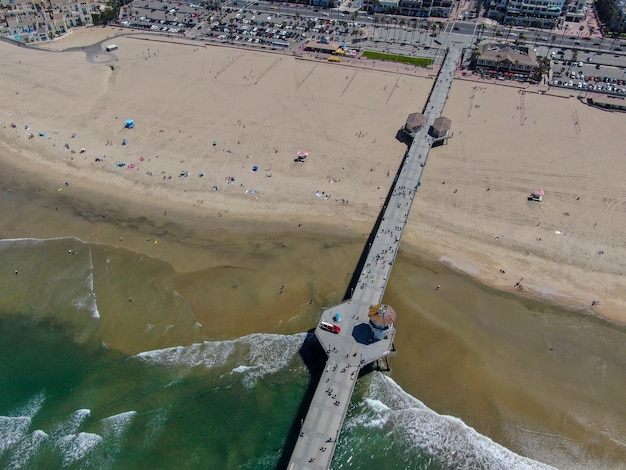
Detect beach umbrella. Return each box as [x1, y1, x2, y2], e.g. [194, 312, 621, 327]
[297, 151, 308, 157]
[534, 189, 545, 196]
[252, 165, 259, 172]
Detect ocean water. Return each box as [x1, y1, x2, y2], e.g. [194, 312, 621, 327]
[0, 237, 556, 469]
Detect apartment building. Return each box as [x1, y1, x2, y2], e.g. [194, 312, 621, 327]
[0, 0, 99, 42]
[488, 0, 588, 27]
[362, 0, 454, 18]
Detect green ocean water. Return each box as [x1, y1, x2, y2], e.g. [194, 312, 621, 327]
[0, 237, 556, 469]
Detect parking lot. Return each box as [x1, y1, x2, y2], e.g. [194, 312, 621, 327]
[550, 55, 626, 95]
[117, 0, 368, 50]
[119, 1, 207, 34]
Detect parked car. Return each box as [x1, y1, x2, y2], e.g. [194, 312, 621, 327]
[320, 321, 340, 334]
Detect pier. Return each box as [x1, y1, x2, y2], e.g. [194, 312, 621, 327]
[286, 46, 463, 469]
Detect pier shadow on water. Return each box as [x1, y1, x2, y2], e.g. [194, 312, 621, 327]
[276, 331, 324, 469]
[276, 329, 376, 469]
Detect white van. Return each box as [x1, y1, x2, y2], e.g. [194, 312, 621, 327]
[105, 44, 118, 52]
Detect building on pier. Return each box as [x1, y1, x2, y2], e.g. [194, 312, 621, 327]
[429, 116, 453, 145]
[368, 304, 397, 341]
[403, 112, 426, 139]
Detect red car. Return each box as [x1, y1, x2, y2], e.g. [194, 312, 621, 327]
[320, 321, 340, 334]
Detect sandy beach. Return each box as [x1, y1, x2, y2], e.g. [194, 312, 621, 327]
[1, 27, 626, 468]
[2, 27, 624, 324]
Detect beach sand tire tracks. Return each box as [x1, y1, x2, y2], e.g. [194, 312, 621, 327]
[215, 53, 244, 78]
[385, 77, 401, 104]
[341, 70, 359, 98]
[254, 58, 280, 84]
[297, 64, 318, 90]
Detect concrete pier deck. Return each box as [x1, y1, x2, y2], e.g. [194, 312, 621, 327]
[287, 46, 463, 469]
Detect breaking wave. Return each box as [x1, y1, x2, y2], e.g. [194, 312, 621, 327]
[345, 373, 555, 470]
[134, 332, 307, 388]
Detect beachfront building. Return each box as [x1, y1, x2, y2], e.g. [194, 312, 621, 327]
[0, 0, 99, 42]
[586, 96, 626, 111]
[303, 38, 342, 53]
[473, 43, 538, 76]
[486, 0, 566, 28]
[362, 0, 454, 18]
[564, 0, 586, 22]
[403, 112, 425, 139]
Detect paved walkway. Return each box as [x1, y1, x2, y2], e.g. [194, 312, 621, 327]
[286, 45, 463, 470]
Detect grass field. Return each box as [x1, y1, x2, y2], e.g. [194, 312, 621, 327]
[361, 50, 434, 67]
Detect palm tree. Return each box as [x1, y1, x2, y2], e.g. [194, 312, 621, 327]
[398, 18, 406, 42]
[495, 53, 502, 71]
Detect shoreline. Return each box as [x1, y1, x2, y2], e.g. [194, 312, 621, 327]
[0, 125, 621, 327]
[1, 27, 625, 323]
[2, 29, 626, 467]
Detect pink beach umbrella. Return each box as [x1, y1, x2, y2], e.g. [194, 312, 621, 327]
[534, 189, 545, 196]
[297, 151, 308, 157]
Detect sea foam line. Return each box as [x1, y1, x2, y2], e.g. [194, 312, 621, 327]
[357, 373, 556, 470]
[10, 391, 46, 419]
[134, 332, 307, 388]
[0, 417, 31, 456]
[86, 246, 100, 319]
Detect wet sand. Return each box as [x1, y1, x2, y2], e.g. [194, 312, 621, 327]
[1, 27, 625, 468]
[2, 154, 626, 469]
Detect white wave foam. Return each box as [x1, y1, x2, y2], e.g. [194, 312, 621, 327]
[10, 391, 46, 419]
[86, 247, 100, 319]
[100, 411, 136, 443]
[242, 333, 306, 388]
[50, 409, 91, 440]
[0, 236, 79, 247]
[56, 432, 102, 467]
[69, 245, 100, 320]
[0, 417, 31, 455]
[141, 408, 169, 450]
[359, 373, 555, 470]
[135, 340, 236, 369]
[134, 332, 307, 388]
[347, 398, 391, 429]
[7, 429, 48, 469]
